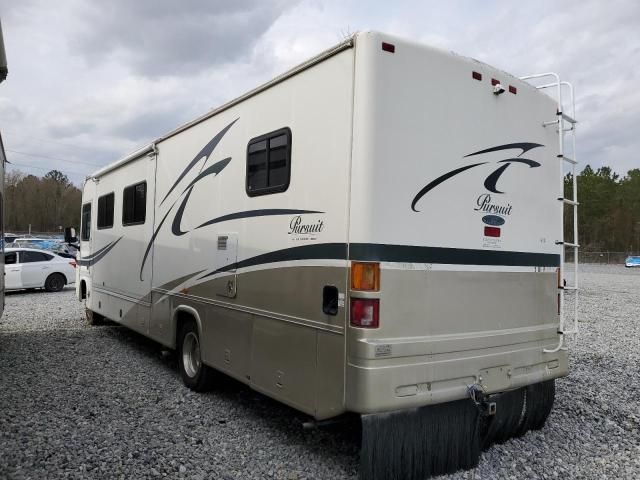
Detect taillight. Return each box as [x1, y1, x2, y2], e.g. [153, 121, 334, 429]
[557, 293, 561, 316]
[484, 226, 501, 237]
[350, 299, 379, 328]
[351, 262, 380, 291]
[70, 261, 77, 269]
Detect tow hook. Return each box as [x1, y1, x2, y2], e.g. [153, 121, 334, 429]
[467, 384, 497, 416]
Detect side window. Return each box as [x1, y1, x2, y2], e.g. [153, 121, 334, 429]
[246, 128, 291, 196]
[21, 251, 52, 263]
[123, 181, 146, 226]
[81, 202, 91, 241]
[97, 192, 115, 229]
[5, 252, 16, 265]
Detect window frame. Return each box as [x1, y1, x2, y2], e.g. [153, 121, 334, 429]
[97, 192, 115, 230]
[5, 251, 17, 265]
[246, 127, 292, 197]
[122, 181, 147, 226]
[81, 202, 92, 241]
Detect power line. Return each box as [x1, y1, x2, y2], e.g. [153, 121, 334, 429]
[7, 162, 87, 180]
[2, 129, 101, 153]
[6, 149, 103, 167]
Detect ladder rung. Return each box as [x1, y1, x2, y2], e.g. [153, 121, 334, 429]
[555, 241, 580, 247]
[560, 286, 578, 291]
[558, 111, 577, 124]
[558, 197, 579, 206]
[557, 154, 577, 165]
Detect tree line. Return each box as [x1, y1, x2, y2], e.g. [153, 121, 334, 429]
[4, 169, 81, 233]
[2, 166, 639, 252]
[565, 166, 640, 253]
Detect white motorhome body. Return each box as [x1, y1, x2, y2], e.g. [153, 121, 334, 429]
[78, 32, 576, 478]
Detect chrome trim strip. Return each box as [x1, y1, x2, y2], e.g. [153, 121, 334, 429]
[93, 286, 152, 308]
[154, 288, 344, 335]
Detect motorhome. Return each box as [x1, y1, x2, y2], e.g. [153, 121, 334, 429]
[77, 32, 579, 479]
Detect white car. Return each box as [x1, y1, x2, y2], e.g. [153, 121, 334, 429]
[4, 247, 76, 292]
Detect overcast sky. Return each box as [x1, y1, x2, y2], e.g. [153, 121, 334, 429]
[0, 0, 638, 185]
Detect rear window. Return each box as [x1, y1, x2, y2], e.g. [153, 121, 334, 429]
[21, 251, 53, 263]
[246, 128, 291, 196]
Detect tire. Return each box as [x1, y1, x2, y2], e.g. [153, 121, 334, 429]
[177, 320, 214, 392]
[44, 273, 65, 292]
[516, 379, 556, 436]
[86, 308, 104, 326]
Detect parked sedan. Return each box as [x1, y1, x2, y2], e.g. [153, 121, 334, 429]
[625, 256, 640, 268]
[4, 248, 76, 292]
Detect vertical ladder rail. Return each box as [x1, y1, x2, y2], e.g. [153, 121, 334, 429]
[520, 73, 579, 352]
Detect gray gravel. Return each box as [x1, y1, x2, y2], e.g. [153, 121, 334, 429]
[1, 265, 639, 479]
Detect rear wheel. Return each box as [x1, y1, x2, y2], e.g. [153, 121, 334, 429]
[177, 320, 214, 392]
[44, 273, 65, 292]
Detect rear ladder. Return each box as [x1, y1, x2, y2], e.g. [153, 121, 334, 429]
[520, 72, 579, 353]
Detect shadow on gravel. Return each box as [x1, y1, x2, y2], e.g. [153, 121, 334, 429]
[101, 324, 361, 472]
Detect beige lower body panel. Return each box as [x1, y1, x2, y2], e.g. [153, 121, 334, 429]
[346, 337, 567, 414]
[156, 265, 349, 420]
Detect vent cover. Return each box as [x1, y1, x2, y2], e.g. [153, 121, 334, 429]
[217, 235, 228, 250]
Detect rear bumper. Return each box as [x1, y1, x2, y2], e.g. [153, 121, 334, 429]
[346, 332, 568, 414]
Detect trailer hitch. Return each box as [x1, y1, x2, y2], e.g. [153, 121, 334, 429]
[467, 384, 497, 416]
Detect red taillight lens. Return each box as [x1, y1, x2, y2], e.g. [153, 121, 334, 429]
[484, 226, 501, 237]
[557, 293, 561, 316]
[350, 298, 379, 328]
[70, 261, 77, 269]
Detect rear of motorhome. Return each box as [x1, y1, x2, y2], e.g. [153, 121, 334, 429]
[77, 32, 579, 479]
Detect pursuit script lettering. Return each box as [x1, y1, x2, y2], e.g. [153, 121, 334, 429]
[474, 194, 513, 216]
[289, 216, 324, 235]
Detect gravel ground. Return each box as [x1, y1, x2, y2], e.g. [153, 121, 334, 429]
[0, 265, 639, 479]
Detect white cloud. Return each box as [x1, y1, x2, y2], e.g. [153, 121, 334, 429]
[0, 0, 638, 185]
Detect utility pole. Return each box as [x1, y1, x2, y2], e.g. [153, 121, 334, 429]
[0, 19, 7, 83]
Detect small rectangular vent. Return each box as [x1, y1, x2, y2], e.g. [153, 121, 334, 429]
[217, 235, 228, 250]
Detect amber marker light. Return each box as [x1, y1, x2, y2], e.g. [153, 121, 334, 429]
[351, 262, 380, 291]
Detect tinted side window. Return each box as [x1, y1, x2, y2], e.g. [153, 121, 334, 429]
[81, 203, 91, 241]
[5, 252, 16, 265]
[22, 251, 52, 263]
[97, 192, 115, 229]
[246, 128, 291, 196]
[123, 181, 146, 226]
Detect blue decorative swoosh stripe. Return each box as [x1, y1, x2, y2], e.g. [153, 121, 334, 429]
[77, 237, 123, 267]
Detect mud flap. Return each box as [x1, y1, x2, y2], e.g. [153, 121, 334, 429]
[360, 399, 481, 480]
[481, 379, 556, 449]
[481, 388, 526, 448]
[516, 379, 556, 435]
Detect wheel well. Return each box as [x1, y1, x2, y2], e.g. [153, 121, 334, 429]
[80, 280, 87, 299]
[175, 309, 197, 349]
[48, 272, 67, 284]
